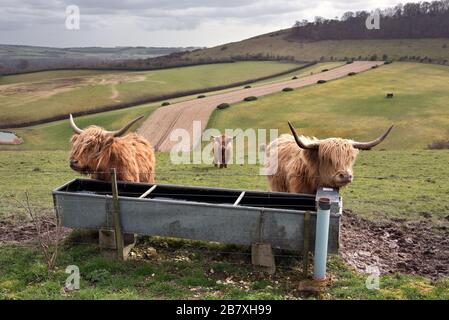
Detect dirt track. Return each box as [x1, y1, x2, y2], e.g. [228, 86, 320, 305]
[138, 61, 384, 151]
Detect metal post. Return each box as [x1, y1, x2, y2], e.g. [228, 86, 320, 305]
[314, 197, 331, 281]
[111, 168, 124, 260]
[302, 211, 311, 278]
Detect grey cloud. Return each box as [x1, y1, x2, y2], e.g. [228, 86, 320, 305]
[0, 0, 400, 46]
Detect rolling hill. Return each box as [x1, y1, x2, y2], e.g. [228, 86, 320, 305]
[183, 28, 449, 64]
[0, 61, 301, 128]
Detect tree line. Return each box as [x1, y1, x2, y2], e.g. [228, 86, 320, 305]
[292, 0, 449, 40]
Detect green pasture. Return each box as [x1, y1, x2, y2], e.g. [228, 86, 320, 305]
[0, 61, 300, 127]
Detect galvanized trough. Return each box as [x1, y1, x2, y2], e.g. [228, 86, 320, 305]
[53, 179, 342, 253]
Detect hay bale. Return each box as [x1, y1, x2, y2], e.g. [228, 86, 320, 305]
[216, 103, 230, 110]
[243, 96, 258, 102]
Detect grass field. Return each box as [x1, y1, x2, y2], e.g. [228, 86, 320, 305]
[0, 61, 300, 127]
[0, 62, 338, 151]
[1, 241, 447, 300]
[0, 150, 448, 299]
[186, 29, 449, 63]
[208, 62, 449, 150]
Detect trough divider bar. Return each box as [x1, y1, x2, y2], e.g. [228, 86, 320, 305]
[139, 185, 157, 199]
[302, 211, 311, 278]
[233, 191, 246, 206]
[111, 169, 124, 260]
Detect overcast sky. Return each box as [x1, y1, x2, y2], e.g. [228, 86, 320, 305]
[0, 0, 400, 48]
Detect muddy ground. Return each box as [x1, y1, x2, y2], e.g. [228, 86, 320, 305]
[340, 210, 448, 280]
[1, 210, 447, 280]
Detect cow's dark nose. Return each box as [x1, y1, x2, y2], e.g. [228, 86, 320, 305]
[70, 159, 78, 167]
[338, 172, 353, 182]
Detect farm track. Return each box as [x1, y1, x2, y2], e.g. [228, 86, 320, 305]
[138, 61, 383, 151]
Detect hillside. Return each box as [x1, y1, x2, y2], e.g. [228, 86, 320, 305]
[183, 28, 449, 64]
[208, 62, 449, 150]
[0, 61, 300, 128]
[0, 44, 198, 74]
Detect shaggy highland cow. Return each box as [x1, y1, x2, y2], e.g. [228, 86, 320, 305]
[265, 122, 393, 194]
[211, 134, 234, 168]
[69, 114, 155, 182]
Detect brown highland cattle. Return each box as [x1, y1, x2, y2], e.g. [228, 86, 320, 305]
[265, 122, 393, 194]
[211, 134, 234, 168]
[68, 114, 155, 182]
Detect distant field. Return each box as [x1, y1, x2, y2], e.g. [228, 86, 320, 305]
[186, 29, 449, 63]
[1, 62, 342, 151]
[0, 70, 113, 85]
[208, 62, 449, 150]
[0, 44, 187, 60]
[252, 61, 344, 86]
[0, 103, 158, 151]
[0, 61, 300, 127]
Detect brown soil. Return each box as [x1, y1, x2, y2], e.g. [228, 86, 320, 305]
[0, 216, 70, 244]
[138, 61, 384, 152]
[340, 210, 449, 280]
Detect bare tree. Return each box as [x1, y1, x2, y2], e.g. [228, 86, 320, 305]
[16, 192, 63, 270]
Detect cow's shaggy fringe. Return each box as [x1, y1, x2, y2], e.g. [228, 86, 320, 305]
[70, 126, 155, 182]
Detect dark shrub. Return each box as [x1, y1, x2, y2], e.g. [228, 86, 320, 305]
[428, 140, 449, 149]
[317, 80, 327, 84]
[161, 102, 170, 106]
[384, 61, 393, 65]
[346, 60, 353, 64]
[282, 87, 294, 92]
[244, 85, 252, 89]
[321, 69, 329, 72]
[197, 95, 206, 99]
[244, 96, 258, 102]
[216, 103, 230, 110]
[292, 76, 298, 80]
[371, 65, 379, 69]
[348, 72, 357, 76]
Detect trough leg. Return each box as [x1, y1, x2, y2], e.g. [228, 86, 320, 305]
[99, 229, 136, 261]
[251, 211, 276, 274]
[251, 243, 276, 275]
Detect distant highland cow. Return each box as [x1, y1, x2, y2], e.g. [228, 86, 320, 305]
[265, 122, 393, 194]
[211, 134, 234, 168]
[68, 114, 155, 182]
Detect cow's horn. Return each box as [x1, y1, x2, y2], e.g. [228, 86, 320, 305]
[288, 122, 320, 149]
[69, 114, 83, 134]
[351, 125, 394, 150]
[108, 116, 144, 137]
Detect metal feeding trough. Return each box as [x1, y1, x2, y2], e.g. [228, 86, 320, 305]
[53, 178, 342, 255]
